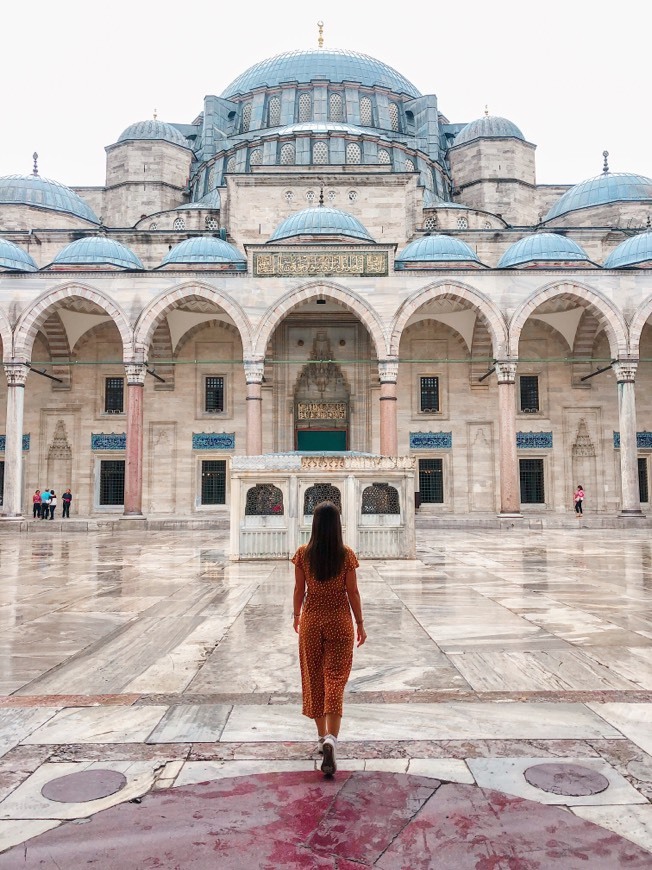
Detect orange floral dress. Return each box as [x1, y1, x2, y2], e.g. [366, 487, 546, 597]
[291, 544, 359, 719]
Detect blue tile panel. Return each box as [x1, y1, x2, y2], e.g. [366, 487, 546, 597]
[498, 233, 590, 268]
[0, 239, 38, 272]
[454, 115, 524, 146]
[192, 433, 235, 450]
[269, 207, 373, 243]
[410, 432, 452, 449]
[517, 432, 553, 449]
[0, 434, 30, 451]
[91, 433, 126, 450]
[604, 231, 652, 268]
[545, 173, 652, 221]
[0, 175, 99, 223]
[52, 238, 143, 270]
[613, 431, 652, 449]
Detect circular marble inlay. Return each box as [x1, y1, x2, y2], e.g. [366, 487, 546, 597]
[524, 763, 609, 796]
[41, 769, 127, 803]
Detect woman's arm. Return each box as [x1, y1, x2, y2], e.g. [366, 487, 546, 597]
[293, 564, 306, 634]
[345, 569, 367, 646]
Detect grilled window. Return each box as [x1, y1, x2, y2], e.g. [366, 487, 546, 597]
[329, 92, 344, 121]
[359, 96, 373, 126]
[250, 148, 263, 166]
[245, 484, 284, 515]
[420, 376, 439, 412]
[388, 102, 400, 132]
[419, 459, 443, 503]
[240, 102, 252, 133]
[639, 457, 649, 503]
[226, 156, 236, 173]
[313, 141, 328, 164]
[346, 142, 361, 164]
[105, 377, 124, 414]
[205, 376, 224, 413]
[267, 95, 281, 127]
[361, 484, 400, 514]
[280, 143, 295, 165]
[201, 460, 226, 505]
[520, 375, 540, 412]
[520, 459, 545, 503]
[99, 460, 125, 506]
[404, 158, 415, 172]
[378, 148, 391, 165]
[303, 484, 341, 515]
[298, 93, 312, 122]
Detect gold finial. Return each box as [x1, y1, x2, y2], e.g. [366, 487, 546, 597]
[602, 150, 609, 174]
[32, 152, 39, 176]
[153, 108, 158, 120]
[317, 20, 324, 48]
[484, 104, 489, 117]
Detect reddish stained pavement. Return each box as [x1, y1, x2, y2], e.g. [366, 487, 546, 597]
[1, 771, 650, 869]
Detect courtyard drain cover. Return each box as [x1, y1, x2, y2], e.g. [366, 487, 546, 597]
[41, 769, 127, 803]
[524, 763, 609, 796]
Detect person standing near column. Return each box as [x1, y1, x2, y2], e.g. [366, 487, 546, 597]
[62, 488, 72, 518]
[32, 490, 41, 519]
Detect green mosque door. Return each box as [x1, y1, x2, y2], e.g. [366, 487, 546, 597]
[296, 430, 347, 452]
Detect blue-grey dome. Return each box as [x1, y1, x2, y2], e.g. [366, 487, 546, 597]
[498, 233, 591, 268]
[161, 236, 246, 268]
[52, 237, 143, 270]
[0, 175, 99, 224]
[604, 232, 652, 268]
[395, 234, 480, 268]
[545, 172, 652, 221]
[222, 49, 420, 99]
[117, 119, 191, 150]
[269, 207, 373, 243]
[0, 239, 38, 272]
[454, 115, 524, 146]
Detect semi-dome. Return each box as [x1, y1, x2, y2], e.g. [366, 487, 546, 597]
[545, 172, 652, 222]
[117, 119, 191, 150]
[0, 239, 38, 272]
[498, 233, 591, 268]
[454, 115, 524, 146]
[0, 174, 99, 223]
[51, 237, 143, 270]
[604, 231, 652, 268]
[269, 207, 374, 243]
[160, 236, 246, 269]
[222, 49, 420, 99]
[395, 234, 481, 268]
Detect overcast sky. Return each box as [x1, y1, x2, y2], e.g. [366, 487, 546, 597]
[2, 0, 650, 187]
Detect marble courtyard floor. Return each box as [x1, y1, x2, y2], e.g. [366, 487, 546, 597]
[0, 527, 651, 866]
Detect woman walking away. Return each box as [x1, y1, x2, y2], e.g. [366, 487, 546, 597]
[32, 490, 41, 519]
[292, 501, 366, 777]
[574, 485, 585, 516]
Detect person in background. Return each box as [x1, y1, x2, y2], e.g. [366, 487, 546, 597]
[62, 488, 72, 518]
[40, 489, 51, 519]
[574, 485, 585, 516]
[32, 490, 41, 519]
[49, 490, 57, 520]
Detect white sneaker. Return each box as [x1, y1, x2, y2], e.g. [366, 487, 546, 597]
[317, 736, 325, 755]
[321, 735, 337, 776]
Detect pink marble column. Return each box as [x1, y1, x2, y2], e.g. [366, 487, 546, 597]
[379, 360, 399, 456]
[2, 363, 28, 518]
[244, 359, 265, 456]
[613, 360, 644, 516]
[496, 361, 522, 516]
[123, 363, 146, 517]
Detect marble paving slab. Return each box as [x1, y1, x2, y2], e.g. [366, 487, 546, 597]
[572, 804, 652, 854]
[146, 704, 231, 743]
[21, 706, 168, 745]
[174, 759, 318, 786]
[587, 703, 652, 756]
[0, 708, 59, 759]
[0, 820, 61, 854]
[405, 758, 475, 783]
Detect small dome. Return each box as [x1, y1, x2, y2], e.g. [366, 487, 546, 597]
[51, 237, 143, 270]
[604, 232, 652, 268]
[269, 207, 373, 243]
[117, 119, 191, 150]
[222, 48, 420, 99]
[454, 115, 524, 146]
[395, 234, 481, 268]
[545, 172, 652, 221]
[0, 239, 38, 272]
[498, 233, 591, 268]
[0, 174, 99, 223]
[160, 236, 246, 268]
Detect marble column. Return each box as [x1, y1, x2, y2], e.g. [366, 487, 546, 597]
[2, 363, 28, 518]
[123, 363, 146, 517]
[378, 359, 399, 456]
[613, 360, 643, 516]
[496, 361, 522, 516]
[244, 358, 265, 456]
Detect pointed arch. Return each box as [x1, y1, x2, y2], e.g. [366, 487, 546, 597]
[389, 280, 507, 358]
[149, 319, 175, 391]
[629, 295, 652, 357]
[509, 281, 627, 359]
[41, 311, 72, 390]
[253, 281, 387, 359]
[174, 319, 242, 360]
[571, 310, 602, 386]
[13, 283, 133, 362]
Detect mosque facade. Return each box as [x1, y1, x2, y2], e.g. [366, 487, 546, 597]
[1, 43, 652, 524]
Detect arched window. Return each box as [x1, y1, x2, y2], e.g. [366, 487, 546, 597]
[245, 484, 284, 516]
[329, 92, 344, 122]
[303, 484, 342, 515]
[359, 96, 373, 126]
[250, 148, 263, 166]
[280, 142, 295, 165]
[173, 217, 185, 231]
[240, 102, 252, 133]
[313, 140, 328, 164]
[361, 484, 400, 514]
[404, 158, 415, 172]
[378, 149, 391, 165]
[267, 95, 281, 127]
[298, 92, 312, 122]
[149, 222, 158, 230]
[457, 216, 469, 230]
[226, 156, 236, 173]
[207, 166, 216, 189]
[346, 142, 361, 164]
[388, 103, 400, 132]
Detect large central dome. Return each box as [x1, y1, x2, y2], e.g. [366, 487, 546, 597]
[221, 49, 421, 99]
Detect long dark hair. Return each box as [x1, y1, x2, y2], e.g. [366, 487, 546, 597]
[305, 501, 346, 582]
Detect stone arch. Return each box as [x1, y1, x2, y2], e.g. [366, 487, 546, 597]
[14, 283, 133, 362]
[389, 281, 507, 359]
[174, 319, 242, 360]
[40, 311, 72, 390]
[470, 318, 493, 386]
[0, 306, 13, 360]
[571, 310, 602, 386]
[510, 281, 627, 359]
[253, 281, 387, 359]
[628, 295, 652, 357]
[399, 318, 470, 358]
[135, 282, 252, 360]
[148, 319, 175, 391]
[71, 320, 119, 356]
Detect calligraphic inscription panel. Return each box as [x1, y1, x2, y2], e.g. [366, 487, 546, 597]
[254, 251, 388, 278]
[297, 402, 347, 420]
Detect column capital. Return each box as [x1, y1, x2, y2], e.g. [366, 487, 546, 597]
[378, 359, 399, 384]
[244, 358, 265, 385]
[124, 363, 146, 386]
[4, 363, 29, 387]
[612, 359, 638, 383]
[495, 360, 517, 384]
